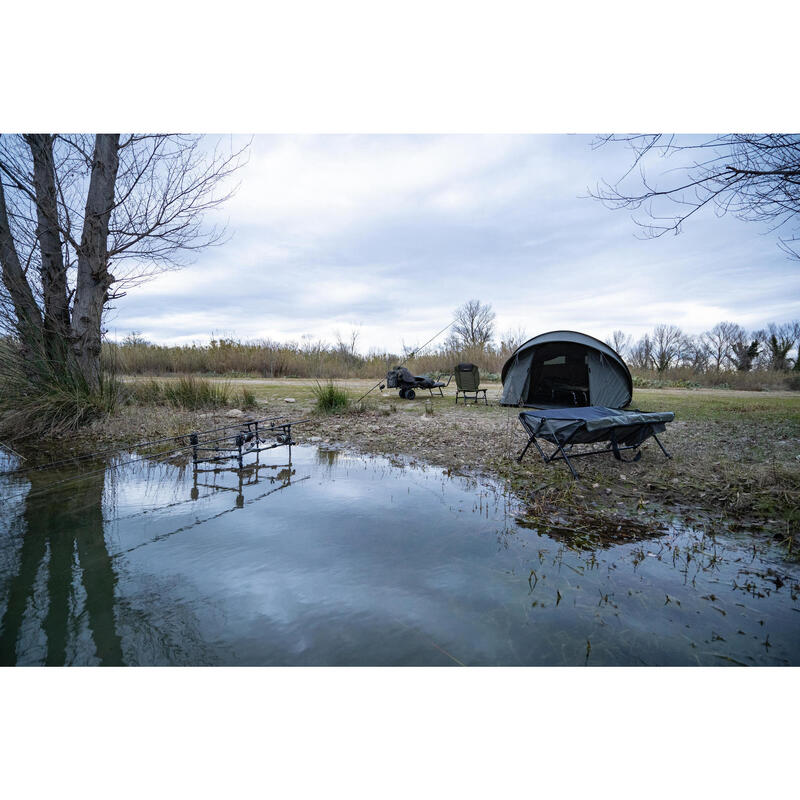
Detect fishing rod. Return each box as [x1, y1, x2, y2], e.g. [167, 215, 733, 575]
[355, 318, 455, 404]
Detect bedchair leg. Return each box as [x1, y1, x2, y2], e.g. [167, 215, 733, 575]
[652, 433, 672, 459]
[552, 442, 579, 479]
[517, 438, 534, 463]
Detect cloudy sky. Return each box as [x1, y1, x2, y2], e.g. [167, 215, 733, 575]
[108, 135, 800, 353]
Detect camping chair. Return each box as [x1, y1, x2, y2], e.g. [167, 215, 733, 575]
[516, 406, 674, 479]
[454, 363, 488, 405]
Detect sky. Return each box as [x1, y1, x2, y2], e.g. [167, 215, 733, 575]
[108, 135, 800, 354]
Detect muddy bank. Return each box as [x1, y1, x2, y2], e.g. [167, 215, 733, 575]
[7, 391, 799, 548]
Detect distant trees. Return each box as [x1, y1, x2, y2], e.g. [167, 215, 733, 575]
[758, 322, 800, 371]
[450, 299, 496, 350]
[499, 326, 527, 355]
[619, 319, 799, 374]
[731, 336, 760, 372]
[606, 330, 631, 358]
[592, 134, 800, 261]
[702, 322, 738, 371]
[628, 334, 653, 370]
[651, 324, 685, 372]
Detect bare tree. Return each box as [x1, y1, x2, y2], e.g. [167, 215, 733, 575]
[499, 326, 527, 355]
[606, 329, 631, 358]
[702, 321, 739, 371]
[451, 299, 495, 350]
[591, 134, 800, 260]
[334, 326, 361, 359]
[682, 334, 709, 373]
[651, 324, 684, 372]
[628, 334, 653, 370]
[0, 134, 246, 389]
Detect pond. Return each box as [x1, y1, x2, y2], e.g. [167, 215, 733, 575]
[0, 444, 798, 666]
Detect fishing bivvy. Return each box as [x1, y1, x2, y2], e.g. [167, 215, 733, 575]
[503, 331, 674, 477]
[500, 330, 632, 409]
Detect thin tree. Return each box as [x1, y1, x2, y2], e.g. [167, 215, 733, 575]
[651, 324, 684, 372]
[451, 299, 496, 350]
[702, 321, 738, 371]
[628, 334, 653, 370]
[499, 326, 527, 355]
[682, 334, 709, 373]
[591, 135, 800, 260]
[0, 134, 247, 390]
[606, 329, 631, 358]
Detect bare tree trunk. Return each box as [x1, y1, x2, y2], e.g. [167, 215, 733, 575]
[25, 134, 71, 363]
[0, 179, 42, 350]
[71, 134, 120, 389]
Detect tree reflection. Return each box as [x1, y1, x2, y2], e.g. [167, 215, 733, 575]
[0, 470, 123, 666]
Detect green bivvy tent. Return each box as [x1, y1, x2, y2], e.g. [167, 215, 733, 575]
[500, 330, 633, 408]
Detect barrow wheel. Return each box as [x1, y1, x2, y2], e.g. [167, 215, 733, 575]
[399, 388, 407, 398]
[405, 388, 416, 400]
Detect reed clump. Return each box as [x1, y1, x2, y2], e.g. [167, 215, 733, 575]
[127, 376, 257, 411]
[0, 338, 122, 441]
[312, 381, 350, 413]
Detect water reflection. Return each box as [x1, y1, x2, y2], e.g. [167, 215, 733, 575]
[0, 470, 122, 666]
[0, 452, 298, 666]
[0, 444, 798, 666]
[316, 447, 340, 469]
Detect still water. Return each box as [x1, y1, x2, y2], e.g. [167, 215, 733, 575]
[0, 445, 798, 666]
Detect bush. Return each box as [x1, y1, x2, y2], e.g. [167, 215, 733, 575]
[312, 381, 349, 413]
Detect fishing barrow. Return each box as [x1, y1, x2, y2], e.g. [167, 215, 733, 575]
[380, 366, 451, 400]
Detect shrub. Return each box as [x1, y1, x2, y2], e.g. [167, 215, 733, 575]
[312, 381, 349, 413]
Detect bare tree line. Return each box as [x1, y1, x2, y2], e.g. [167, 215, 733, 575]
[608, 321, 800, 373]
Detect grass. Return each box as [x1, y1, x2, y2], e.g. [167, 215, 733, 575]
[127, 375, 258, 411]
[633, 388, 800, 423]
[0, 340, 122, 441]
[312, 381, 350, 413]
[0, 376, 121, 441]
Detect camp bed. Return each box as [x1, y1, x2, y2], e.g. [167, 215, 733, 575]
[516, 405, 674, 479]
